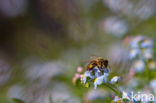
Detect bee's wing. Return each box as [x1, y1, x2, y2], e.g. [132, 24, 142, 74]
[82, 55, 98, 63]
[90, 55, 101, 60]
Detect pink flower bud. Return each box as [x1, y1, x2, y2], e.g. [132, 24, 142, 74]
[77, 67, 83, 73]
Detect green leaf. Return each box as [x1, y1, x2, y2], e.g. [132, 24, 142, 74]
[12, 98, 25, 103]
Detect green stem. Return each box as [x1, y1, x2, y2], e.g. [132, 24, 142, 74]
[104, 83, 127, 103]
[145, 60, 151, 84]
[139, 51, 151, 84]
[104, 83, 122, 98]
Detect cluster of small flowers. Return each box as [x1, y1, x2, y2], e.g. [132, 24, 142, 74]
[73, 59, 125, 103]
[128, 35, 156, 72]
[129, 35, 154, 60]
[103, 0, 156, 20]
[72, 67, 84, 85]
[112, 90, 155, 103]
[80, 66, 121, 89]
[112, 91, 132, 103]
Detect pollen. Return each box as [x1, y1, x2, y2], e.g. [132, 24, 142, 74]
[89, 65, 93, 68]
[94, 78, 98, 82]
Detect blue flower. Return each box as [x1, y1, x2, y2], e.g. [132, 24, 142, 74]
[129, 49, 140, 59]
[129, 36, 154, 60]
[141, 39, 154, 48]
[81, 71, 94, 84]
[94, 73, 109, 89]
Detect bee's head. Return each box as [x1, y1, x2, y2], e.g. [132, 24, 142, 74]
[103, 60, 109, 67]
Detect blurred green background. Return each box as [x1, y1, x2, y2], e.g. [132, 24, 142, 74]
[0, 0, 156, 103]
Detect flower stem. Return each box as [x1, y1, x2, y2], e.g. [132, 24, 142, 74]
[104, 83, 122, 97]
[145, 60, 151, 84]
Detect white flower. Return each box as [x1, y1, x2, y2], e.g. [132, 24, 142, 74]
[122, 91, 130, 101]
[133, 60, 145, 73]
[142, 48, 153, 59]
[150, 79, 156, 94]
[113, 96, 122, 102]
[110, 76, 121, 84]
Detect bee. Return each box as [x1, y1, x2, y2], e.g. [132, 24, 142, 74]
[86, 56, 109, 71]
